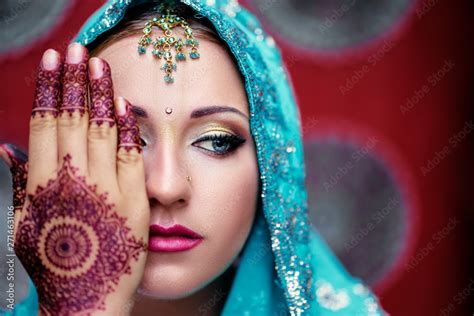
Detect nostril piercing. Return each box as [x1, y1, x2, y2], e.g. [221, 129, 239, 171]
[165, 107, 173, 115]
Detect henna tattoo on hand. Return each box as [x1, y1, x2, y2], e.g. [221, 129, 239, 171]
[89, 62, 115, 127]
[32, 64, 63, 118]
[60, 56, 89, 116]
[1, 144, 28, 209]
[15, 154, 147, 315]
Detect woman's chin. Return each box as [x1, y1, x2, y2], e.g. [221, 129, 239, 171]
[137, 270, 212, 300]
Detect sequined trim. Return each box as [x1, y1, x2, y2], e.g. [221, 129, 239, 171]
[315, 280, 350, 311]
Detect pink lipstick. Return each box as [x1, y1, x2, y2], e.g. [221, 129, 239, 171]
[148, 224, 203, 252]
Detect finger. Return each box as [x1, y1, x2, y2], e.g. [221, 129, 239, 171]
[0, 143, 28, 238]
[0, 143, 28, 209]
[87, 58, 117, 185]
[115, 97, 145, 196]
[57, 43, 89, 170]
[27, 49, 61, 194]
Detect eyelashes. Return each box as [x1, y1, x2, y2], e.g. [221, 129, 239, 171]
[138, 132, 246, 158]
[192, 133, 246, 157]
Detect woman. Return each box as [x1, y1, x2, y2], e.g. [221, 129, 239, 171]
[1, 0, 385, 315]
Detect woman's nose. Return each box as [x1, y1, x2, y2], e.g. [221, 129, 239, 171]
[144, 146, 191, 209]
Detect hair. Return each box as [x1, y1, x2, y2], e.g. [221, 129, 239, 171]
[88, 2, 229, 57]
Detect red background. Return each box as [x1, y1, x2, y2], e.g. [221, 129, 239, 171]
[0, 0, 472, 315]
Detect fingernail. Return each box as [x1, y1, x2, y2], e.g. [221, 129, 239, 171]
[66, 43, 85, 64]
[89, 57, 104, 79]
[41, 49, 60, 70]
[115, 97, 128, 117]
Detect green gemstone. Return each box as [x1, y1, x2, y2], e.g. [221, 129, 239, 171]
[138, 46, 146, 54]
[144, 27, 151, 34]
[152, 49, 161, 57]
[164, 76, 174, 83]
[164, 52, 172, 59]
[169, 19, 174, 23]
[190, 52, 200, 59]
[176, 53, 185, 61]
[152, 17, 158, 22]
[162, 23, 169, 29]
[168, 37, 175, 43]
[146, 37, 152, 44]
[185, 28, 192, 35]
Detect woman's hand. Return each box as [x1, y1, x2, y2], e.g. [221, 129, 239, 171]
[1, 43, 149, 315]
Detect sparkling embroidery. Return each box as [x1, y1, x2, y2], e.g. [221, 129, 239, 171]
[315, 281, 350, 311]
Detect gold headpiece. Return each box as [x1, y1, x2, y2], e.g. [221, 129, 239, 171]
[138, 2, 200, 83]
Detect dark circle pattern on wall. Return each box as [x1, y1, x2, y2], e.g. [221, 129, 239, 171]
[251, 0, 414, 52]
[0, 0, 73, 57]
[304, 137, 409, 287]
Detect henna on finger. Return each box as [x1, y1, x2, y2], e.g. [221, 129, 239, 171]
[60, 49, 89, 117]
[1, 144, 28, 210]
[89, 60, 115, 127]
[117, 98, 142, 153]
[15, 154, 147, 315]
[32, 51, 62, 118]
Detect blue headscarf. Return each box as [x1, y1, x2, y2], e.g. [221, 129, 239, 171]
[6, 1, 385, 315]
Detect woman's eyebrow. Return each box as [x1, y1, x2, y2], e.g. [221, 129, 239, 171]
[130, 104, 148, 118]
[129, 104, 249, 120]
[190, 105, 248, 120]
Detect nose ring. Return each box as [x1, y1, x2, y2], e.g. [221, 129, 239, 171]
[186, 175, 192, 183]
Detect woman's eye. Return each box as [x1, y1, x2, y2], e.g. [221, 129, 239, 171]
[193, 133, 246, 157]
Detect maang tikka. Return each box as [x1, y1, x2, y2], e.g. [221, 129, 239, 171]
[138, 1, 200, 84]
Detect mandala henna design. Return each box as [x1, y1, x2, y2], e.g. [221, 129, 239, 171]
[117, 101, 142, 153]
[89, 62, 115, 127]
[60, 55, 89, 116]
[15, 154, 147, 315]
[32, 63, 63, 118]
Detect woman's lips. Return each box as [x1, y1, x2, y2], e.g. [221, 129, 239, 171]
[148, 224, 203, 252]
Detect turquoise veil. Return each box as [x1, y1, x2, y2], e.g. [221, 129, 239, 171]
[6, 0, 385, 315]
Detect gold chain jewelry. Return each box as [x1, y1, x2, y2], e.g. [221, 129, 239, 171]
[138, 2, 200, 84]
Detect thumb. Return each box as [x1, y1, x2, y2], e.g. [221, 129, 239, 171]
[0, 143, 28, 208]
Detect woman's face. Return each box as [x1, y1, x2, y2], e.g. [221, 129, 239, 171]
[96, 33, 259, 299]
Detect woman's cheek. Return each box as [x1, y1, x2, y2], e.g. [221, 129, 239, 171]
[209, 153, 259, 259]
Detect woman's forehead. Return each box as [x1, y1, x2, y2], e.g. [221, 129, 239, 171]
[96, 35, 249, 119]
